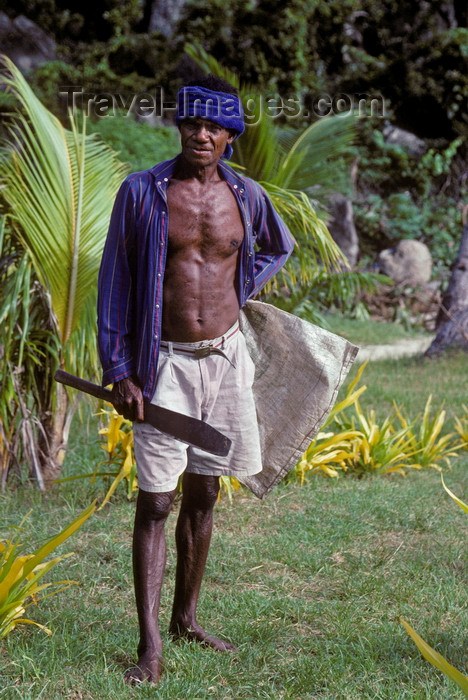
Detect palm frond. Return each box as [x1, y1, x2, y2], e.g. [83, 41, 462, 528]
[0, 54, 128, 375]
[276, 116, 356, 191]
[261, 183, 343, 282]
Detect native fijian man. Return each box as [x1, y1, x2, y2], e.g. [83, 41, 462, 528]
[97, 74, 294, 684]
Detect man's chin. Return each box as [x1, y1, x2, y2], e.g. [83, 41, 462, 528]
[191, 150, 213, 159]
[183, 150, 216, 166]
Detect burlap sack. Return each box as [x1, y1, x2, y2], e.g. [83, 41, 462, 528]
[239, 301, 359, 498]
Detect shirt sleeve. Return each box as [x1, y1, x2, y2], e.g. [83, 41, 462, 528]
[250, 187, 295, 298]
[97, 177, 137, 387]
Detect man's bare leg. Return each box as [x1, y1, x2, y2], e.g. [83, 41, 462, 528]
[124, 488, 177, 685]
[169, 473, 236, 651]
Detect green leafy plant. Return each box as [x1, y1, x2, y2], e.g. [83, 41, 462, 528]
[0, 54, 128, 484]
[399, 474, 468, 697]
[399, 618, 468, 697]
[268, 270, 391, 326]
[454, 405, 468, 451]
[294, 429, 361, 481]
[339, 406, 416, 476]
[86, 116, 180, 173]
[441, 475, 468, 514]
[97, 407, 137, 509]
[0, 501, 96, 639]
[352, 120, 464, 270]
[395, 397, 462, 471]
[0, 216, 63, 490]
[292, 363, 467, 482]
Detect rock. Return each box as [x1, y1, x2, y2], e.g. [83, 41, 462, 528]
[377, 239, 432, 286]
[326, 193, 359, 267]
[383, 125, 427, 156]
[0, 13, 56, 71]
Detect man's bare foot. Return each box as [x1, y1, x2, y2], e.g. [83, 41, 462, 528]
[169, 621, 237, 652]
[123, 650, 163, 685]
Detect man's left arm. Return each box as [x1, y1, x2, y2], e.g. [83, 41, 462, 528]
[250, 187, 295, 298]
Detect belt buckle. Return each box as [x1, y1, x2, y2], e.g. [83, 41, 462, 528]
[194, 346, 211, 359]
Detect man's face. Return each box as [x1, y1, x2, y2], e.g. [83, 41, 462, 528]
[179, 118, 235, 167]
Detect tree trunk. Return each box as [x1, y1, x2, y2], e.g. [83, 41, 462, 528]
[39, 382, 73, 485]
[426, 216, 468, 357]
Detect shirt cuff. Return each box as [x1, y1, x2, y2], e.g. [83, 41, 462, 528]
[101, 359, 135, 387]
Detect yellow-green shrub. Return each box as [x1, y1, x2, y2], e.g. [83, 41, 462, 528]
[98, 407, 137, 509]
[454, 405, 468, 451]
[294, 368, 465, 482]
[0, 502, 95, 639]
[400, 477, 468, 697]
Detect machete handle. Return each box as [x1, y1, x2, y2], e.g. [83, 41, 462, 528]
[55, 369, 112, 403]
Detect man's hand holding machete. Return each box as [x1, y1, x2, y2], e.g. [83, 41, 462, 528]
[112, 376, 144, 422]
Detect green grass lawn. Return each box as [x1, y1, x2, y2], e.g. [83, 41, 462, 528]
[324, 314, 433, 347]
[1, 346, 467, 699]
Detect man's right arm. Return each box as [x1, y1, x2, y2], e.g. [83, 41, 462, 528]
[97, 178, 137, 386]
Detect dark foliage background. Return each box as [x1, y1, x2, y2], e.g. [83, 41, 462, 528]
[1, 0, 467, 265]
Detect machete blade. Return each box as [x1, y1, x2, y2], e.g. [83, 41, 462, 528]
[143, 402, 231, 456]
[54, 369, 231, 456]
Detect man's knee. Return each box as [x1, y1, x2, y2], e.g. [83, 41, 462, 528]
[136, 488, 176, 522]
[181, 473, 220, 512]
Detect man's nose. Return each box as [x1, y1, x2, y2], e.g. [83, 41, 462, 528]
[194, 126, 210, 140]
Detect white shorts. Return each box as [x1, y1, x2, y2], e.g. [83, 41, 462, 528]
[133, 322, 262, 493]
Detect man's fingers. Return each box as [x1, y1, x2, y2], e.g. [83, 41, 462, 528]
[136, 400, 145, 422]
[111, 378, 143, 421]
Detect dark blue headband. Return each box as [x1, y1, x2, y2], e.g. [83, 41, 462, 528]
[175, 86, 245, 159]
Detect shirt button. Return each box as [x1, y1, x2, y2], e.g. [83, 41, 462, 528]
[157, 181, 161, 185]
[157, 273, 161, 277]
[240, 189, 244, 193]
[234, 185, 238, 189]
[156, 304, 160, 308]
[154, 334, 158, 339]
[164, 177, 168, 182]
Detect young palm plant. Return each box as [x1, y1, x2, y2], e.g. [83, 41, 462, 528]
[0, 55, 128, 484]
[0, 217, 61, 489]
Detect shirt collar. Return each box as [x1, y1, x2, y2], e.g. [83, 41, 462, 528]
[148, 155, 247, 198]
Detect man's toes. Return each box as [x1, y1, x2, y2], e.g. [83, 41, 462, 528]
[203, 634, 237, 652]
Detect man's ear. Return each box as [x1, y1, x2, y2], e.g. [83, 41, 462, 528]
[227, 130, 237, 143]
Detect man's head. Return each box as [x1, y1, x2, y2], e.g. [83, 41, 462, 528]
[175, 75, 244, 160]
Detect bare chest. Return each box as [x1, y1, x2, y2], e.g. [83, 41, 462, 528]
[166, 179, 244, 257]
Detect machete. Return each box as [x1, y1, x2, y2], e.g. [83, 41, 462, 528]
[54, 369, 231, 457]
